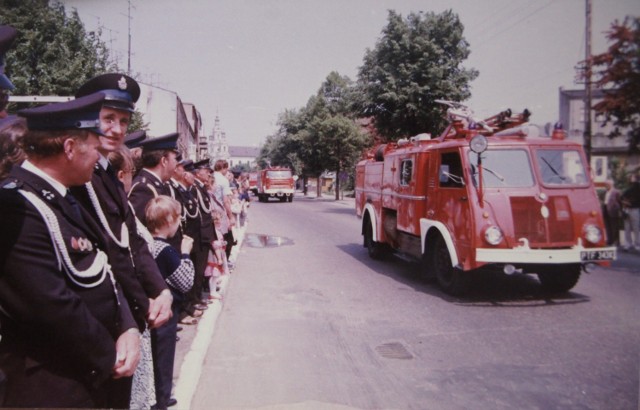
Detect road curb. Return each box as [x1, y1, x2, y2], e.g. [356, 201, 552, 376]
[171, 224, 246, 409]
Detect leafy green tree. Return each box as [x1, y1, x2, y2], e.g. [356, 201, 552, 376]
[128, 110, 148, 133]
[258, 108, 305, 172]
[588, 17, 640, 152]
[316, 114, 367, 199]
[357, 10, 478, 141]
[304, 73, 369, 198]
[261, 72, 368, 199]
[0, 0, 113, 110]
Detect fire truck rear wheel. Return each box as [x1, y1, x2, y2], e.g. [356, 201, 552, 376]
[537, 266, 581, 293]
[433, 235, 467, 295]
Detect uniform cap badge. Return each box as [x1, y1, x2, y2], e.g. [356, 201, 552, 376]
[118, 76, 127, 90]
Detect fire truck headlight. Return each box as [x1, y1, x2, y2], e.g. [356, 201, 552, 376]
[583, 224, 602, 244]
[484, 226, 504, 245]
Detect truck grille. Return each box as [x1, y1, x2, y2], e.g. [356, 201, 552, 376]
[510, 196, 574, 246]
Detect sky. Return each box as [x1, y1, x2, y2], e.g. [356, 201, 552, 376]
[60, 0, 639, 147]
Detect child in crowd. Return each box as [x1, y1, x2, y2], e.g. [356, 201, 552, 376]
[145, 195, 195, 409]
[204, 210, 228, 299]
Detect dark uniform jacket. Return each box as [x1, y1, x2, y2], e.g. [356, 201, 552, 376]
[0, 166, 136, 408]
[70, 163, 168, 330]
[128, 168, 169, 227]
[192, 179, 215, 246]
[166, 178, 186, 249]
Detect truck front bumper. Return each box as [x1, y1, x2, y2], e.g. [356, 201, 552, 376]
[476, 244, 616, 264]
[264, 189, 294, 196]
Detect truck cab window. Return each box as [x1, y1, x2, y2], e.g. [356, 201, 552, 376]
[400, 159, 413, 186]
[536, 149, 588, 186]
[440, 152, 464, 188]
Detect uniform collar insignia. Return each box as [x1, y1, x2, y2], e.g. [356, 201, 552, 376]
[41, 189, 55, 200]
[118, 76, 128, 90]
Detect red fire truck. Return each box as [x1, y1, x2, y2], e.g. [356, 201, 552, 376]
[248, 171, 258, 195]
[355, 101, 616, 295]
[256, 167, 295, 202]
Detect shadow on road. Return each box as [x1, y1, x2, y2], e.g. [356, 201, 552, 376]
[336, 242, 591, 307]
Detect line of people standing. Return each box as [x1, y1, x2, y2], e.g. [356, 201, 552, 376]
[0, 23, 245, 409]
[602, 174, 640, 251]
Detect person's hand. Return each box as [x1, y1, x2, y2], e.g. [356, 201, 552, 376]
[147, 289, 173, 329]
[112, 328, 141, 379]
[181, 235, 194, 254]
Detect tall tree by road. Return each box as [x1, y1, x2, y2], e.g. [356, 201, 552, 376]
[261, 72, 367, 199]
[0, 0, 112, 107]
[587, 17, 640, 153]
[357, 10, 478, 141]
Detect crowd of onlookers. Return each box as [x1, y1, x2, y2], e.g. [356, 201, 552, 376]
[0, 22, 254, 410]
[602, 174, 640, 251]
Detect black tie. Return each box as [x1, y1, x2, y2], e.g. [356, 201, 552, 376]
[105, 163, 119, 184]
[65, 191, 84, 222]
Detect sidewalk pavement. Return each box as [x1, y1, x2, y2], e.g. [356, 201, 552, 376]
[170, 223, 246, 410]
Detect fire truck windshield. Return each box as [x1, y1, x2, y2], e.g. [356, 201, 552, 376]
[468, 149, 534, 188]
[535, 149, 588, 187]
[266, 170, 292, 178]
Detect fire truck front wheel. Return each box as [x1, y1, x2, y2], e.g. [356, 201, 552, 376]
[433, 235, 467, 296]
[537, 265, 581, 293]
[363, 219, 385, 260]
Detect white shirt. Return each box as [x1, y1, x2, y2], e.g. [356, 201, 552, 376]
[21, 160, 67, 197]
[213, 171, 232, 196]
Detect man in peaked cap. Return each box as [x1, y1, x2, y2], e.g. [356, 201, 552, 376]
[0, 25, 18, 119]
[125, 129, 146, 149]
[128, 132, 180, 226]
[69, 74, 171, 408]
[0, 93, 140, 408]
[76, 73, 141, 113]
[186, 158, 217, 315]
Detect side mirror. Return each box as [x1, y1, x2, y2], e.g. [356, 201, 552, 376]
[439, 164, 450, 184]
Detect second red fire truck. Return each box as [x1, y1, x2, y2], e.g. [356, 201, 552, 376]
[355, 101, 615, 295]
[256, 167, 295, 203]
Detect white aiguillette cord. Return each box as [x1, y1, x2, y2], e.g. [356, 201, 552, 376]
[85, 182, 130, 248]
[18, 189, 118, 298]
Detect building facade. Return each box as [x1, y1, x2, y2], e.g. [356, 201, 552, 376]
[137, 82, 200, 160]
[559, 87, 638, 182]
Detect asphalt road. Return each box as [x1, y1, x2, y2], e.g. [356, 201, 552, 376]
[187, 194, 640, 410]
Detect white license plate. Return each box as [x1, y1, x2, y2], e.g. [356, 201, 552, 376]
[580, 250, 615, 261]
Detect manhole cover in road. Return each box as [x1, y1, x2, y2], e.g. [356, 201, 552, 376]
[375, 342, 413, 360]
[244, 233, 294, 248]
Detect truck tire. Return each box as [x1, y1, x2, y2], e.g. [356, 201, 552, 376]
[279, 196, 286, 202]
[363, 219, 385, 260]
[433, 235, 467, 295]
[288, 195, 293, 202]
[537, 265, 581, 293]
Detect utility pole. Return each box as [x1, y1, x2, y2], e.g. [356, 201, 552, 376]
[127, 0, 132, 75]
[584, 0, 593, 163]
